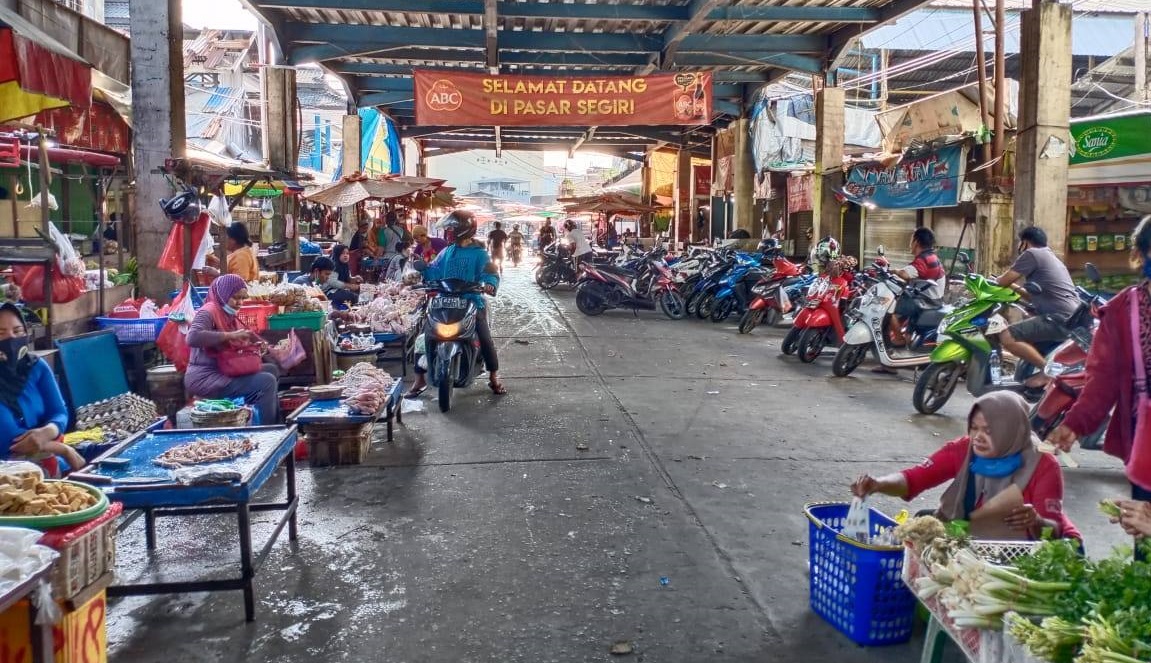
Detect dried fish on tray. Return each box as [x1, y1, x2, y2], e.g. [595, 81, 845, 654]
[153, 436, 258, 469]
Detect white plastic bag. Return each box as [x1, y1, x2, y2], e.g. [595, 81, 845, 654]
[843, 497, 871, 543]
[207, 194, 233, 227]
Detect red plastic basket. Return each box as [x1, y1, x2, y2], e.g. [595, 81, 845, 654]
[237, 302, 277, 331]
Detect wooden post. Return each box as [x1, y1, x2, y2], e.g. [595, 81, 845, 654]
[991, 0, 1006, 177]
[879, 49, 890, 111]
[972, 0, 993, 168]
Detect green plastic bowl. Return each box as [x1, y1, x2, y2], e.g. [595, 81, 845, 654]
[0, 480, 109, 530]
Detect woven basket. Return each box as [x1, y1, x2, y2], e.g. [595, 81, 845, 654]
[190, 406, 251, 429]
[302, 421, 373, 466]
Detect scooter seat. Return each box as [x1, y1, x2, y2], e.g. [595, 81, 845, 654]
[596, 263, 638, 278]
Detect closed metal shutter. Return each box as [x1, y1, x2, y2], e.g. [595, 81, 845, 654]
[864, 208, 917, 265]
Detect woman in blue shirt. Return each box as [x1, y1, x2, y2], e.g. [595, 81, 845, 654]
[406, 210, 506, 397]
[0, 302, 84, 473]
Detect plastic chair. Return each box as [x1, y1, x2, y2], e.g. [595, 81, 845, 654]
[54, 330, 132, 425]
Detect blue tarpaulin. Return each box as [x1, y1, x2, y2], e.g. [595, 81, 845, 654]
[842, 144, 968, 210]
[333, 108, 403, 181]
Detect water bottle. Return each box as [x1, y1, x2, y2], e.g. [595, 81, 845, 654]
[989, 350, 1003, 385]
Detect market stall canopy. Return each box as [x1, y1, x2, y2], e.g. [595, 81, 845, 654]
[223, 179, 308, 197]
[163, 145, 306, 190]
[0, 5, 92, 124]
[304, 172, 424, 207]
[560, 193, 661, 216]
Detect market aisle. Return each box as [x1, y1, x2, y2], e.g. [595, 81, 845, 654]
[105, 265, 1130, 663]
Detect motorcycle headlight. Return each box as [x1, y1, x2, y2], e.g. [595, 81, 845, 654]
[435, 322, 460, 339]
[1044, 362, 1066, 378]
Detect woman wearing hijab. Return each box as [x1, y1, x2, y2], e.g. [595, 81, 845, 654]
[411, 224, 446, 263]
[852, 391, 1080, 542]
[0, 302, 85, 474]
[185, 274, 280, 424]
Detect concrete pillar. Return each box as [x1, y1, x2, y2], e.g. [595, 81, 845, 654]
[976, 193, 1016, 275]
[675, 148, 692, 247]
[732, 117, 754, 234]
[813, 87, 845, 243]
[339, 113, 362, 243]
[265, 67, 299, 268]
[128, 0, 185, 300]
[1014, 2, 1072, 258]
[640, 155, 653, 238]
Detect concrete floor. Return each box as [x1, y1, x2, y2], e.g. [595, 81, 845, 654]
[106, 266, 1131, 663]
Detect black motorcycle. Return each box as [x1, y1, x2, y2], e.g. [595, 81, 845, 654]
[424, 279, 487, 412]
[535, 243, 579, 290]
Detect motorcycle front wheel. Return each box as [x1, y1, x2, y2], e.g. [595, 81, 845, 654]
[696, 294, 715, 320]
[685, 290, 705, 316]
[438, 355, 458, 413]
[658, 290, 686, 320]
[738, 309, 764, 334]
[832, 342, 869, 377]
[576, 286, 607, 316]
[536, 266, 560, 290]
[781, 327, 802, 355]
[710, 297, 735, 323]
[913, 362, 963, 414]
[798, 327, 828, 364]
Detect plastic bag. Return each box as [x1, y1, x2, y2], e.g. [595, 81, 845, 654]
[843, 497, 871, 543]
[16, 266, 85, 304]
[413, 333, 426, 356]
[158, 212, 212, 275]
[268, 329, 307, 372]
[109, 298, 144, 319]
[207, 194, 232, 227]
[157, 284, 198, 371]
[173, 466, 242, 485]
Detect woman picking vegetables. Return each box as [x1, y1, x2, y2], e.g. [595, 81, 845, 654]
[1048, 215, 1151, 558]
[853, 391, 1080, 543]
[185, 274, 280, 425]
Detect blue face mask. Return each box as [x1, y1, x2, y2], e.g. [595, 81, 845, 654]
[222, 304, 238, 316]
[970, 453, 1023, 478]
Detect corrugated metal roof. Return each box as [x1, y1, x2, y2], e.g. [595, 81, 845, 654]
[861, 8, 1134, 58]
[203, 87, 239, 113]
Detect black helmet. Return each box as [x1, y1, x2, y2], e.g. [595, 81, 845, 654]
[757, 238, 780, 254]
[441, 210, 477, 243]
[160, 187, 201, 224]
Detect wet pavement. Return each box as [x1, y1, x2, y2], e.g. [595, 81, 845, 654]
[106, 266, 1130, 663]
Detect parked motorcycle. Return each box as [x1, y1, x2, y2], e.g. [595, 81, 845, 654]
[782, 272, 861, 363]
[737, 255, 810, 334]
[423, 279, 488, 413]
[685, 249, 739, 316]
[709, 255, 771, 323]
[696, 252, 763, 320]
[575, 249, 686, 319]
[831, 249, 945, 377]
[535, 243, 579, 290]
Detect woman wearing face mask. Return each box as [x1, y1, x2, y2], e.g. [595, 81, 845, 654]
[853, 391, 1080, 543]
[0, 303, 85, 473]
[1049, 215, 1151, 557]
[185, 274, 280, 425]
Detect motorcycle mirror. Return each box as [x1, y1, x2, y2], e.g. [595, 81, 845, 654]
[956, 251, 971, 264]
[876, 244, 886, 256]
[1084, 262, 1102, 285]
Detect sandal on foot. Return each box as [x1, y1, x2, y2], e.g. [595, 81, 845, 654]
[488, 380, 508, 395]
[404, 386, 428, 399]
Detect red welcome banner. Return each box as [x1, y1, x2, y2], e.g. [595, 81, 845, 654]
[414, 70, 712, 127]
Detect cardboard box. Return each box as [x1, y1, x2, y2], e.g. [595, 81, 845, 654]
[0, 577, 111, 663]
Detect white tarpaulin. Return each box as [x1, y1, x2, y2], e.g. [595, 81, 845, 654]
[750, 94, 882, 172]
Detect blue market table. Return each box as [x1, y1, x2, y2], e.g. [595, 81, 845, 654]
[72, 425, 300, 622]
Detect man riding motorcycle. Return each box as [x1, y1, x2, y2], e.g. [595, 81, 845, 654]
[995, 226, 1081, 387]
[889, 227, 946, 348]
[508, 224, 525, 266]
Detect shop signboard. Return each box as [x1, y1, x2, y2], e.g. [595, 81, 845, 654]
[1070, 112, 1151, 165]
[414, 70, 712, 127]
[843, 143, 967, 210]
[787, 174, 813, 213]
[693, 165, 712, 198]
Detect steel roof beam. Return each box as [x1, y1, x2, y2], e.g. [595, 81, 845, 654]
[259, 0, 881, 23]
[331, 62, 773, 83]
[285, 22, 661, 53]
[674, 52, 823, 73]
[827, 0, 937, 70]
[349, 76, 745, 98]
[678, 34, 827, 54]
[656, 0, 725, 71]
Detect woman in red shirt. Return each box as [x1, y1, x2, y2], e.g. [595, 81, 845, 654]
[853, 391, 1080, 542]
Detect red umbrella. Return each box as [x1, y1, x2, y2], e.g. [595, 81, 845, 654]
[0, 7, 91, 124]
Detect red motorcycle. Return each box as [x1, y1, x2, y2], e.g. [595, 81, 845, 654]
[1028, 327, 1107, 451]
[782, 272, 862, 363]
[737, 255, 808, 334]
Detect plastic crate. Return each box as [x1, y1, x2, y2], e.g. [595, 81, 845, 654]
[37, 501, 123, 600]
[94, 316, 169, 344]
[237, 302, 277, 331]
[268, 310, 325, 331]
[804, 502, 916, 646]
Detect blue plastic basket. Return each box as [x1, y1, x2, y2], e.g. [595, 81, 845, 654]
[94, 316, 169, 345]
[804, 502, 916, 646]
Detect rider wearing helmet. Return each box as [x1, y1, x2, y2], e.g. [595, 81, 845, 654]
[811, 236, 841, 273]
[408, 211, 506, 397]
[160, 188, 202, 224]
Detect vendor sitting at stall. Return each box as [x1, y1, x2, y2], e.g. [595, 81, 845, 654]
[291, 256, 359, 308]
[186, 274, 280, 425]
[851, 391, 1081, 543]
[0, 302, 85, 474]
[411, 224, 447, 263]
[204, 222, 259, 282]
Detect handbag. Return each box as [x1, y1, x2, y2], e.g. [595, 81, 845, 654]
[205, 302, 264, 377]
[1125, 294, 1151, 490]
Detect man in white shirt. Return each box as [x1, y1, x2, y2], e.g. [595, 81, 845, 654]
[563, 220, 593, 267]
